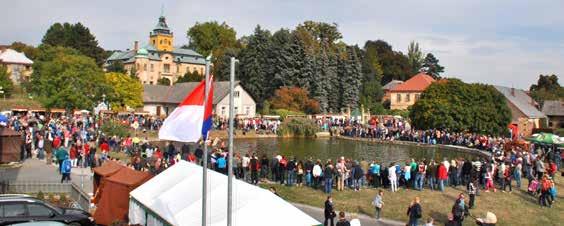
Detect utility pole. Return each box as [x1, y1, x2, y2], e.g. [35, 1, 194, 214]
[227, 57, 238, 226]
[202, 54, 211, 226]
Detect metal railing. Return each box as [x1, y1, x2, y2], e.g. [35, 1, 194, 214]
[0, 180, 91, 210]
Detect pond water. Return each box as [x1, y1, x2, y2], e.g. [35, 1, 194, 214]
[231, 138, 478, 165]
[155, 138, 479, 165]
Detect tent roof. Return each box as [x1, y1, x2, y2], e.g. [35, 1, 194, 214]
[106, 167, 152, 187]
[93, 160, 124, 177]
[129, 161, 320, 226]
[0, 49, 33, 65]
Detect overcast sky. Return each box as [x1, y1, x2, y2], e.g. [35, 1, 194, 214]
[2, 0, 563, 89]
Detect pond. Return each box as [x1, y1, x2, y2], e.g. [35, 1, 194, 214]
[231, 138, 479, 164]
[155, 138, 480, 165]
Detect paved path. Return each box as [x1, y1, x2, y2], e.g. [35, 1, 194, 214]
[293, 203, 404, 226]
[1, 158, 94, 195]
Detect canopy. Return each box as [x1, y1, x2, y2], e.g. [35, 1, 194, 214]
[129, 161, 320, 226]
[92, 160, 124, 193]
[0, 128, 22, 163]
[526, 133, 560, 145]
[93, 166, 152, 225]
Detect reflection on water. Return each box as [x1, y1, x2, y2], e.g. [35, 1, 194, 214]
[154, 138, 478, 165]
[232, 138, 477, 165]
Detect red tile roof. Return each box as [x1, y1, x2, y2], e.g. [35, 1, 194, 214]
[390, 72, 435, 92]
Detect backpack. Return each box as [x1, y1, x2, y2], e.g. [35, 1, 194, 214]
[62, 159, 72, 174]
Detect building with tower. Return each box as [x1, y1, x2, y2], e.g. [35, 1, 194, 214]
[105, 13, 206, 85]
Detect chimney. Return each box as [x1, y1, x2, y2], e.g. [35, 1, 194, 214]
[511, 87, 515, 96]
[134, 41, 139, 51]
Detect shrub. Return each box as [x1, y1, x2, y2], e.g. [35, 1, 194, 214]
[277, 117, 319, 137]
[101, 120, 130, 137]
[272, 109, 305, 120]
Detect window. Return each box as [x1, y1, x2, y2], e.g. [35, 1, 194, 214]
[234, 91, 240, 98]
[165, 56, 169, 60]
[177, 64, 180, 73]
[221, 106, 226, 116]
[234, 107, 238, 113]
[160, 40, 163, 44]
[163, 64, 170, 73]
[415, 94, 420, 100]
[406, 94, 411, 102]
[200, 68, 204, 75]
[3, 203, 26, 217]
[150, 64, 154, 72]
[27, 204, 53, 217]
[149, 81, 154, 85]
[144, 64, 147, 71]
[152, 40, 155, 45]
[396, 94, 401, 102]
[246, 106, 250, 115]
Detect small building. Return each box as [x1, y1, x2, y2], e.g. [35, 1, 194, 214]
[388, 73, 435, 110]
[105, 13, 205, 85]
[143, 81, 256, 118]
[382, 80, 404, 102]
[0, 48, 33, 85]
[494, 86, 547, 138]
[541, 100, 564, 131]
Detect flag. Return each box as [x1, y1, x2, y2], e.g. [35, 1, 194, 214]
[158, 76, 214, 142]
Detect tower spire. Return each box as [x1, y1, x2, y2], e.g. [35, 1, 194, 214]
[160, 4, 164, 17]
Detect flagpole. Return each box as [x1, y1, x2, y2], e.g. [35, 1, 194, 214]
[202, 55, 211, 226]
[227, 57, 238, 226]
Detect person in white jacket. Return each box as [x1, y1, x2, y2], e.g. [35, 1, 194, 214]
[313, 160, 323, 189]
[388, 163, 398, 192]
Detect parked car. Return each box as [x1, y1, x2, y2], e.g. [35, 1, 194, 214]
[0, 195, 94, 226]
[12, 221, 68, 226]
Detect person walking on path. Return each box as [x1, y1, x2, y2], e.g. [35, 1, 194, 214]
[324, 196, 336, 226]
[451, 193, 467, 226]
[336, 212, 351, 226]
[407, 197, 422, 226]
[60, 156, 72, 183]
[372, 189, 384, 220]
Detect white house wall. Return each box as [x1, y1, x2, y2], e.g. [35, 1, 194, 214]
[214, 85, 256, 118]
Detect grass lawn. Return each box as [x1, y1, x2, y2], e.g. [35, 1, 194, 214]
[262, 175, 563, 226]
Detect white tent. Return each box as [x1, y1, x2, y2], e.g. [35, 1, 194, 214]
[129, 160, 321, 226]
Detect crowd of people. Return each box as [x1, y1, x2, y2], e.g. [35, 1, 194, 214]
[2, 111, 561, 225]
[214, 117, 281, 135]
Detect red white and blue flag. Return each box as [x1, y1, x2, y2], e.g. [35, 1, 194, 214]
[158, 76, 214, 142]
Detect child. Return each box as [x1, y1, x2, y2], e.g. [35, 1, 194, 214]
[425, 217, 434, 226]
[484, 168, 496, 192]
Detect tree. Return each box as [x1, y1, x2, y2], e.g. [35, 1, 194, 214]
[41, 22, 107, 66]
[238, 25, 272, 107]
[407, 41, 424, 74]
[157, 77, 171, 86]
[213, 47, 240, 81]
[30, 45, 109, 109]
[186, 21, 240, 76]
[10, 42, 39, 60]
[176, 71, 202, 83]
[270, 87, 320, 114]
[529, 74, 564, 106]
[363, 40, 412, 85]
[106, 60, 126, 73]
[0, 65, 14, 97]
[104, 72, 143, 108]
[422, 53, 444, 79]
[409, 79, 511, 135]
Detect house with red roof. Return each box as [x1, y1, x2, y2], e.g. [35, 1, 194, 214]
[388, 72, 435, 110]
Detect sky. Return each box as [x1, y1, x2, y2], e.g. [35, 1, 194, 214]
[1, 0, 563, 89]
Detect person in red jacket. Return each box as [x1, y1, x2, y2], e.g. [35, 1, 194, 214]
[438, 163, 448, 192]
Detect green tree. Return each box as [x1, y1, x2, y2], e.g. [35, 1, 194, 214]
[238, 25, 272, 107]
[363, 40, 412, 85]
[0, 65, 14, 97]
[9, 42, 39, 60]
[41, 22, 107, 66]
[213, 47, 240, 81]
[157, 77, 171, 86]
[30, 45, 109, 109]
[106, 60, 126, 73]
[407, 41, 424, 74]
[410, 79, 511, 135]
[422, 53, 444, 79]
[176, 71, 202, 83]
[104, 72, 143, 108]
[529, 74, 564, 106]
[186, 21, 239, 76]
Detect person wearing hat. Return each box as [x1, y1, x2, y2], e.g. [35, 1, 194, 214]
[476, 212, 497, 226]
